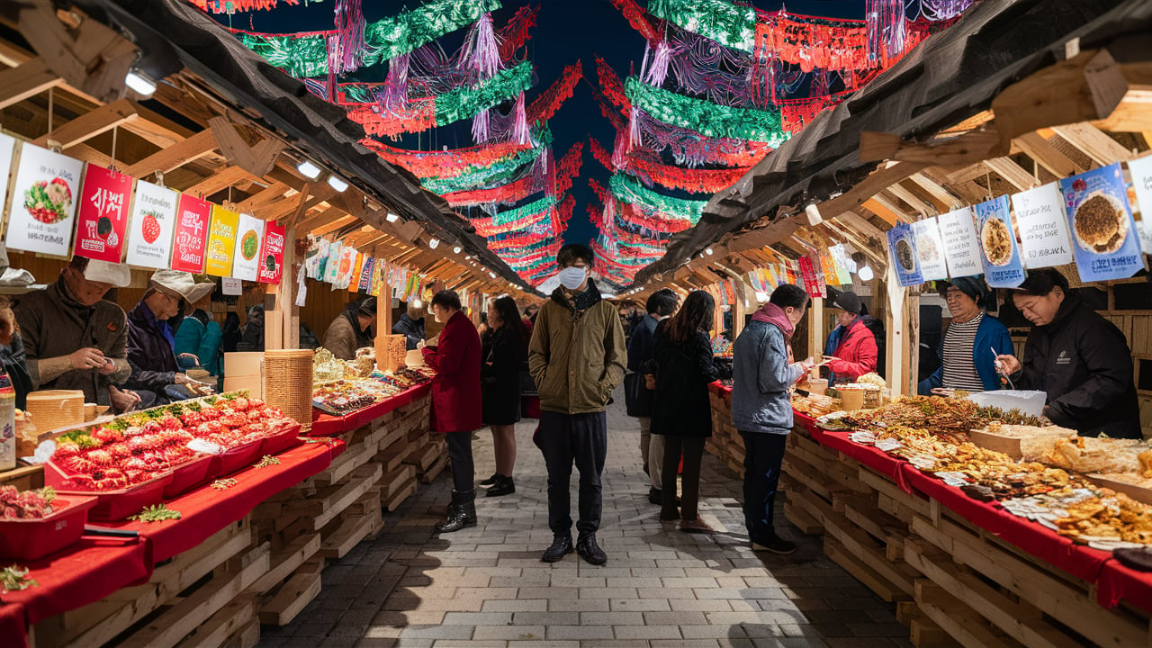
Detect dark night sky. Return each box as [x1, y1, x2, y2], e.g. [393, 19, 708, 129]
[212, 1, 869, 247]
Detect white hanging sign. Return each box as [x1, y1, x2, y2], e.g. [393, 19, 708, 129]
[126, 180, 178, 269]
[1124, 155, 1152, 255]
[7, 144, 84, 256]
[222, 277, 242, 296]
[937, 207, 982, 278]
[910, 217, 948, 281]
[231, 213, 265, 282]
[1011, 182, 1074, 268]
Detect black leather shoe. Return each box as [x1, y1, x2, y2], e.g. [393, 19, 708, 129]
[486, 475, 515, 497]
[479, 472, 499, 487]
[541, 534, 574, 563]
[435, 501, 477, 533]
[576, 535, 607, 566]
[648, 488, 680, 506]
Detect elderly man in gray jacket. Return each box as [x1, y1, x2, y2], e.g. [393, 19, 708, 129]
[731, 284, 813, 555]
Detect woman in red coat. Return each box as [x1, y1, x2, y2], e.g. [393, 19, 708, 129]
[421, 290, 482, 533]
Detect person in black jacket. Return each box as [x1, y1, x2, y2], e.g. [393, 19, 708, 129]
[392, 301, 426, 351]
[479, 296, 528, 497]
[652, 290, 720, 533]
[997, 269, 1140, 438]
[625, 289, 677, 504]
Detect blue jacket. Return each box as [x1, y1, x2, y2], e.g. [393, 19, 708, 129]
[731, 319, 803, 435]
[174, 309, 223, 376]
[918, 314, 1013, 395]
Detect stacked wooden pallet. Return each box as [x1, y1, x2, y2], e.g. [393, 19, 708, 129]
[781, 424, 1152, 648]
[706, 388, 744, 477]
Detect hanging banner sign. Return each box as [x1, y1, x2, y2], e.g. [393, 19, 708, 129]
[125, 181, 178, 269]
[7, 144, 84, 256]
[358, 257, 375, 293]
[348, 252, 364, 293]
[818, 247, 839, 287]
[974, 195, 1025, 288]
[910, 217, 948, 281]
[1011, 182, 1074, 269]
[232, 213, 265, 282]
[886, 221, 924, 287]
[335, 245, 355, 288]
[74, 165, 132, 263]
[1124, 155, 1152, 255]
[171, 194, 211, 274]
[257, 222, 286, 284]
[797, 255, 823, 298]
[810, 252, 827, 297]
[0, 134, 16, 216]
[829, 244, 853, 285]
[324, 240, 342, 284]
[1060, 162, 1144, 282]
[938, 207, 982, 278]
[205, 206, 239, 277]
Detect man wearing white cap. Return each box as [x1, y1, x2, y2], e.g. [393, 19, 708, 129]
[124, 270, 215, 404]
[15, 257, 140, 411]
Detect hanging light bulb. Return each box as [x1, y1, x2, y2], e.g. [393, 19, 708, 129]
[858, 263, 874, 282]
[705, 248, 714, 255]
[453, 246, 462, 254]
[428, 238, 440, 250]
[125, 70, 156, 96]
[411, 298, 423, 308]
[297, 160, 322, 179]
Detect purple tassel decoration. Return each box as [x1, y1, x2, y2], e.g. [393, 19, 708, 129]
[643, 40, 671, 87]
[380, 53, 410, 115]
[472, 108, 491, 143]
[512, 91, 531, 145]
[628, 105, 642, 151]
[867, 0, 906, 62]
[466, 12, 500, 78]
[333, 0, 365, 74]
[612, 131, 627, 167]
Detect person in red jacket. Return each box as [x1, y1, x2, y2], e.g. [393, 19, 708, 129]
[421, 290, 483, 533]
[823, 291, 878, 384]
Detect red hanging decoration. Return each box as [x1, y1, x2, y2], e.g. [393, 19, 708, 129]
[498, 4, 539, 59]
[364, 139, 532, 177]
[606, 0, 661, 48]
[554, 142, 584, 197]
[595, 56, 630, 115]
[528, 62, 583, 124]
[346, 101, 435, 137]
[754, 11, 870, 74]
[443, 174, 542, 206]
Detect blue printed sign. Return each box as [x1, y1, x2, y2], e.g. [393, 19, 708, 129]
[974, 195, 1025, 288]
[1059, 163, 1145, 282]
[886, 222, 923, 287]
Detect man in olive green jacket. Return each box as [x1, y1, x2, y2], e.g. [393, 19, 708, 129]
[529, 244, 626, 566]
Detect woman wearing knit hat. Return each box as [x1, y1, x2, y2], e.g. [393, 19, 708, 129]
[918, 277, 1013, 395]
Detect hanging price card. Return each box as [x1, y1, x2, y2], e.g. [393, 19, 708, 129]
[171, 194, 211, 273]
[974, 195, 1025, 288]
[74, 165, 132, 263]
[126, 180, 178, 269]
[910, 217, 948, 281]
[1124, 155, 1152, 255]
[1011, 183, 1073, 269]
[937, 207, 981, 278]
[1060, 163, 1144, 282]
[886, 222, 924, 287]
[257, 222, 286, 284]
[232, 213, 264, 282]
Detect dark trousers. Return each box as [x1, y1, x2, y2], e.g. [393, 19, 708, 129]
[535, 411, 607, 540]
[444, 430, 475, 494]
[661, 436, 706, 520]
[740, 431, 788, 543]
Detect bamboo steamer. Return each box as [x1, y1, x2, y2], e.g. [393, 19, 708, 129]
[26, 390, 85, 432]
[263, 349, 314, 432]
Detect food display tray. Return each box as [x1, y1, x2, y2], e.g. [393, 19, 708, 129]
[0, 495, 99, 560]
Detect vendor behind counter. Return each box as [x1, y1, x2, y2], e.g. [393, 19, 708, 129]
[997, 268, 1140, 439]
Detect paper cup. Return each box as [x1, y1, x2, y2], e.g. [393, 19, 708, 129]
[840, 389, 866, 411]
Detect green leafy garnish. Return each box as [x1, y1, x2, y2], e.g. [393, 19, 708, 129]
[211, 478, 237, 490]
[38, 486, 56, 505]
[129, 504, 181, 523]
[253, 455, 281, 469]
[1, 565, 37, 592]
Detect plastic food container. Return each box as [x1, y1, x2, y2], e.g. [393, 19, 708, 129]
[211, 438, 265, 477]
[163, 453, 215, 498]
[0, 495, 99, 560]
[260, 421, 303, 457]
[45, 461, 172, 521]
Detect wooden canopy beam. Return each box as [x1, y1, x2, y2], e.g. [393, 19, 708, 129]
[123, 128, 218, 178]
[1050, 122, 1134, 165]
[983, 157, 1038, 191]
[0, 58, 62, 110]
[1012, 132, 1085, 178]
[310, 214, 357, 238]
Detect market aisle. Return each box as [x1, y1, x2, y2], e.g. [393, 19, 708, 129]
[260, 389, 909, 648]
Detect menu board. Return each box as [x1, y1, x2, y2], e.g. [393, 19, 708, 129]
[1125, 155, 1152, 255]
[74, 165, 132, 263]
[125, 180, 178, 269]
[886, 222, 924, 287]
[171, 194, 212, 273]
[973, 195, 1025, 288]
[1059, 163, 1144, 282]
[232, 213, 265, 281]
[257, 222, 286, 284]
[205, 205, 239, 277]
[7, 144, 84, 256]
[910, 217, 948, 281]
[937, 207, 982, 278]
[1011, 182, 1074, 269]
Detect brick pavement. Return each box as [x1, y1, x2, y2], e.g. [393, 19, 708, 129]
[260, 389, 911, 648]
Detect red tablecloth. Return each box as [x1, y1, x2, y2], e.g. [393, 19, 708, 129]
[1096, 559, 1152, 614]
[1, 603, 29, 648]
[0, 535, 152, 626]
[808, 427, 915, 494]
[310, 383, 431, 436]
[100, 442, 334, 562]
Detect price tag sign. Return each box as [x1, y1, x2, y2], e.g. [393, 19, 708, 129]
[938, 207, 982, 278]
[910, 217, 948, 281]
[974, 195, 1025, 288]
[886, 222, 923, 287]
[1012, 183, 1074, 268]
[1060, 163, 1144, 282]
[222, 277, 242, 295]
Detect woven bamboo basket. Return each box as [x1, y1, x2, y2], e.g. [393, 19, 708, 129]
[264, 349, 314, 432]
[26, 390, 85, 432]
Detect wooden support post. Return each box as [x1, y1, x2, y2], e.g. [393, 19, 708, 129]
[264, 228, 299, 350]
[808, 297, 825, 366]
[883, 263, 908, 397]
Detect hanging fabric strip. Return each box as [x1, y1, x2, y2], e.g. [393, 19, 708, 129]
[333, 0, 366, 75]
[625, 78, 788, 146]
[647, 0, 755, 53]
[529, 62, 584, 125]
[609, 174, 709, 224]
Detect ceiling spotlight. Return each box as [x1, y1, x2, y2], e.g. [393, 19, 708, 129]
[125, 70, 156, 96]
[453, 246, 462, 254]
[327, 175, 349, 192]
[858, 264, 874, 282]
[489, 272, 497, 279]
[464, 255, 471, 260]
[428, 238, 440, 250]
[297, 160, 322, 179]
[705, 248, 714, 255]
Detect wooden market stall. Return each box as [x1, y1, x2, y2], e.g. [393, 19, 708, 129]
[0, 2, 532, 647]
[634, 1, 1152, 646]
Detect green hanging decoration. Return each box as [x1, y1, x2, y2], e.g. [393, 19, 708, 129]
[609, 174, 708, 224]
[494, 196, 556, 226]
[236, 0, 502, 79]
[646, 0, 756, 53]
[625, 78, 790, 146]
[422, 146, 543, 194]
[434, 61, 533, 125]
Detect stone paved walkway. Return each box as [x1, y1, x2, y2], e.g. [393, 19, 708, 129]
[260, 389, 910, 648]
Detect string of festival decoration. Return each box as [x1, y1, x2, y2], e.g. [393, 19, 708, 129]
[363, 139, 531, 178]
[608, 174, 708, 224]
[625, 78, 789, 146]
[420, 138, 548, 194]
[646, 0, 756, 54]
[589, 138, 749, 194]
[443, 172, 542, 207]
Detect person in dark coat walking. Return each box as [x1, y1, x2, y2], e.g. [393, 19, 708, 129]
[479, 296, 528, 497]
[651, 291, 720, 533]
[392, 301, 426, 350]
[422, 290, 483, 532]
[996, 269, 1140, 438]
[625, 289, 677, 504]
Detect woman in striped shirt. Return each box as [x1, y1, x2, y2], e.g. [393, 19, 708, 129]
[918, 277, 1014, 395]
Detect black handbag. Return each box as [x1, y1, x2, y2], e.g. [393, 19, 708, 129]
[624, 372, 653, 417]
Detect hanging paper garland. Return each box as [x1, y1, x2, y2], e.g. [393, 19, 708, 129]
[646, 0, 756, 54]
[195, 0, 283, 14]
[609, 174, 707, 224]
[444, 173, 543, 206]
[364, 138, 532, 177]
[421, 142, 546, 193]
[754, 12, 870, 74]
[493, 196, 556, 226]
[625, 78, 788, 145]
[607, 0, 661, 47]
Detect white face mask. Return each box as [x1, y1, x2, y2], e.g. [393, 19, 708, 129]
[558, 267, 587, 290]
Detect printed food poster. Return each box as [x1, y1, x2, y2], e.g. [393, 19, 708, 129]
[0, 134, 16, 219]
[232, 213, 265, 281]
[257, 221, 286, 284]
[910, 217, 947, 281]
[829, 244, 853, 285]
[1011, 182, 1073, 269]
[125, 181, 178, 269]
[937, 207, 982, 278]
[886, 221, 923, 287]
[205, 205, 239, 277]
[347, 252, 364, 293]
[171, 194, 211, 274]
[818, 247, 839, 287]
[974, 195, 1025, 288]
[797, 255, 823, 298]
[1059, 162, 1144, 281]
[1125, 155, 1152, 255]
[7, 144, 84, 256]
[74, 165, 132, 262]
